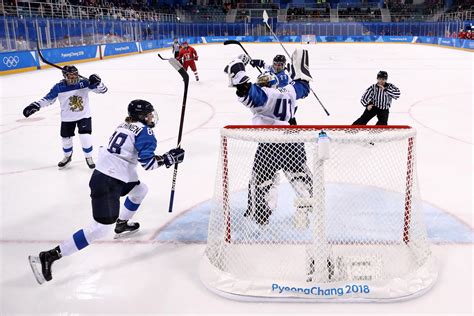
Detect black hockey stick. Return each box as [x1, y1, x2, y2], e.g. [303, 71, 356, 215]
[157, 53, 169, 60]
[36, 41, 87, 79]
[223, 40, 262, 74]
[262, 11, 330, 116]
[167, 58, 189, 213]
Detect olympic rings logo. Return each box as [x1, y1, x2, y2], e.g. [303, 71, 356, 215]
[3, 56, 19, 68]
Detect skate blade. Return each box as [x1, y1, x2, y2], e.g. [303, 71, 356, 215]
[114, 229, 139, 240]
[28, 255, 45, 285]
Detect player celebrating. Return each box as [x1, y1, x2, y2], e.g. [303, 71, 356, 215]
[28, 99, 185, 284]
[22, 65, 107, 169]
[249, 54, 290, 87]
[171, 37, 181, 58]
[224, 49, 314, 226]
[177, 41, 199, 81]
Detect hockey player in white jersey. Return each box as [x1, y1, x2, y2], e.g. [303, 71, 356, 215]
[27, 99, 185, 284]
[224, 48, 314, 226]
[22, 65, 107, 169]
[249, 54, 290, 88]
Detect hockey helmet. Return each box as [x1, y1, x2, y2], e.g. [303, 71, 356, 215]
[256, 72, 279, 89]
[182, 41, 188, 47]
[377, 70, 388, 80]
[62, 65, 79, 85]
[128, 99, 158, 128]
[272, 55, 286, 72]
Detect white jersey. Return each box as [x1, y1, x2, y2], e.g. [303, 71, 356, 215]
[238, 83, 301, 125]
[96, 121, 160, 183]
[37, 79, 107, 122]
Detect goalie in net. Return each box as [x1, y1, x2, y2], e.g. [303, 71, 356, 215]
[224, 48, 314, 227]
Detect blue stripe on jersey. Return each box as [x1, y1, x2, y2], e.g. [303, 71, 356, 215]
[292, 80, 310, 100]
[246, 84, 268, 108]
[124, 197, 140, 211]
[73, 229, 89, 250]
[82, 146, 93, 153]
[43, 80, 90, 101]
[63, 147, 73, 153]
[135, 127, 157, 168]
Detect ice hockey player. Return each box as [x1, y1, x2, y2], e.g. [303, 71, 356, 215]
[249, 55, 301, 125]
[28, 99, 185, 284]
[22, 65, 107, 169]
[224, 49, 314, 226]
[177, 41, 199, 81]
[249, 54, 290, 87]
[171, 37, 181, 58]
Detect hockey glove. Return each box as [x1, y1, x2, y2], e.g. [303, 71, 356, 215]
[23, 102, 40, 118]
[89, 74, 101, 88]
[224, 59, 249, 88]
[237, 54, 250, 66]
[194, 56, 198, 61]
[162, 148, 185, 168]
[249, 59, 265, 68]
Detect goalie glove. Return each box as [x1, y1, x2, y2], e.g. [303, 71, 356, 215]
[237, 54, 250, 66]
[223, 59, 250, 88]
[23, 102, 40, 118]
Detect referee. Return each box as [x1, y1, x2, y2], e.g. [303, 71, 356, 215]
[352, 71, 401, 125]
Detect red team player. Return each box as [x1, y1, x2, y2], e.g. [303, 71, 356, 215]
[177, 41, 199, 81]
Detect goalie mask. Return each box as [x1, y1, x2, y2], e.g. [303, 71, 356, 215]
[256, 72, 279, 89]
[272, 55, 286, 73]
[127, 99, 159, 128]
[62, 65, 79, 85]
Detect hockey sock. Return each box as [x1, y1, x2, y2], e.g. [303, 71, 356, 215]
[61, 137, 73, 157]
[59, 220, 110, 256]
[79, 134, 93, 158]
[118, 183, 149, 221]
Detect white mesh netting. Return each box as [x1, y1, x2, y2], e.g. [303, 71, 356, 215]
[200, 126, 437, 302]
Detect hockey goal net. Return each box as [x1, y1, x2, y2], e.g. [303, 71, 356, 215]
[301, 34, 317, 44]
[200, 125, 437, 302]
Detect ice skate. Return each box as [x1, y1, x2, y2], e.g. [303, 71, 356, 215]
[85, 157, 95, 169]
[114, 219, 140, 239]
[58, 154, 72, 168]
[28, 246, 62, 284]
[253, 203, 272, 226]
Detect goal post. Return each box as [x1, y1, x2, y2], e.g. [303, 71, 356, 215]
[200, 125, 437, 302]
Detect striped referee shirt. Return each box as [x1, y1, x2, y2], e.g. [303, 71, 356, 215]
[360, 83, 401, 110]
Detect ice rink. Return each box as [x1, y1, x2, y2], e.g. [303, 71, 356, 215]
[0, 42, 472, 315]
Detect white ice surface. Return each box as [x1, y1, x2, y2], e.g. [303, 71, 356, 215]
[0, 43, 472, 315]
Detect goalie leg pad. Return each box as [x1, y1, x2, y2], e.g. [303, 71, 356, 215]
[291, 48, 312, 82]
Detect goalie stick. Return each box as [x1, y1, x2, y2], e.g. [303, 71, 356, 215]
[36, 41, 87, 79]
[166, 58, 189, 213]
[262, 10, 330, 117]
[223, 40, 263, 74]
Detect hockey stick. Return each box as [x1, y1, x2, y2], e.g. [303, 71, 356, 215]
[167, 58, 189, 213]
[223, 40, 262, 74]
[157, 53, 169, 60]
[36, 41, 87, 79]
[262, 10, 330, 116]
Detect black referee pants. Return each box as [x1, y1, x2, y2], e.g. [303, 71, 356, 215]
[352, 107, 389, 125]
